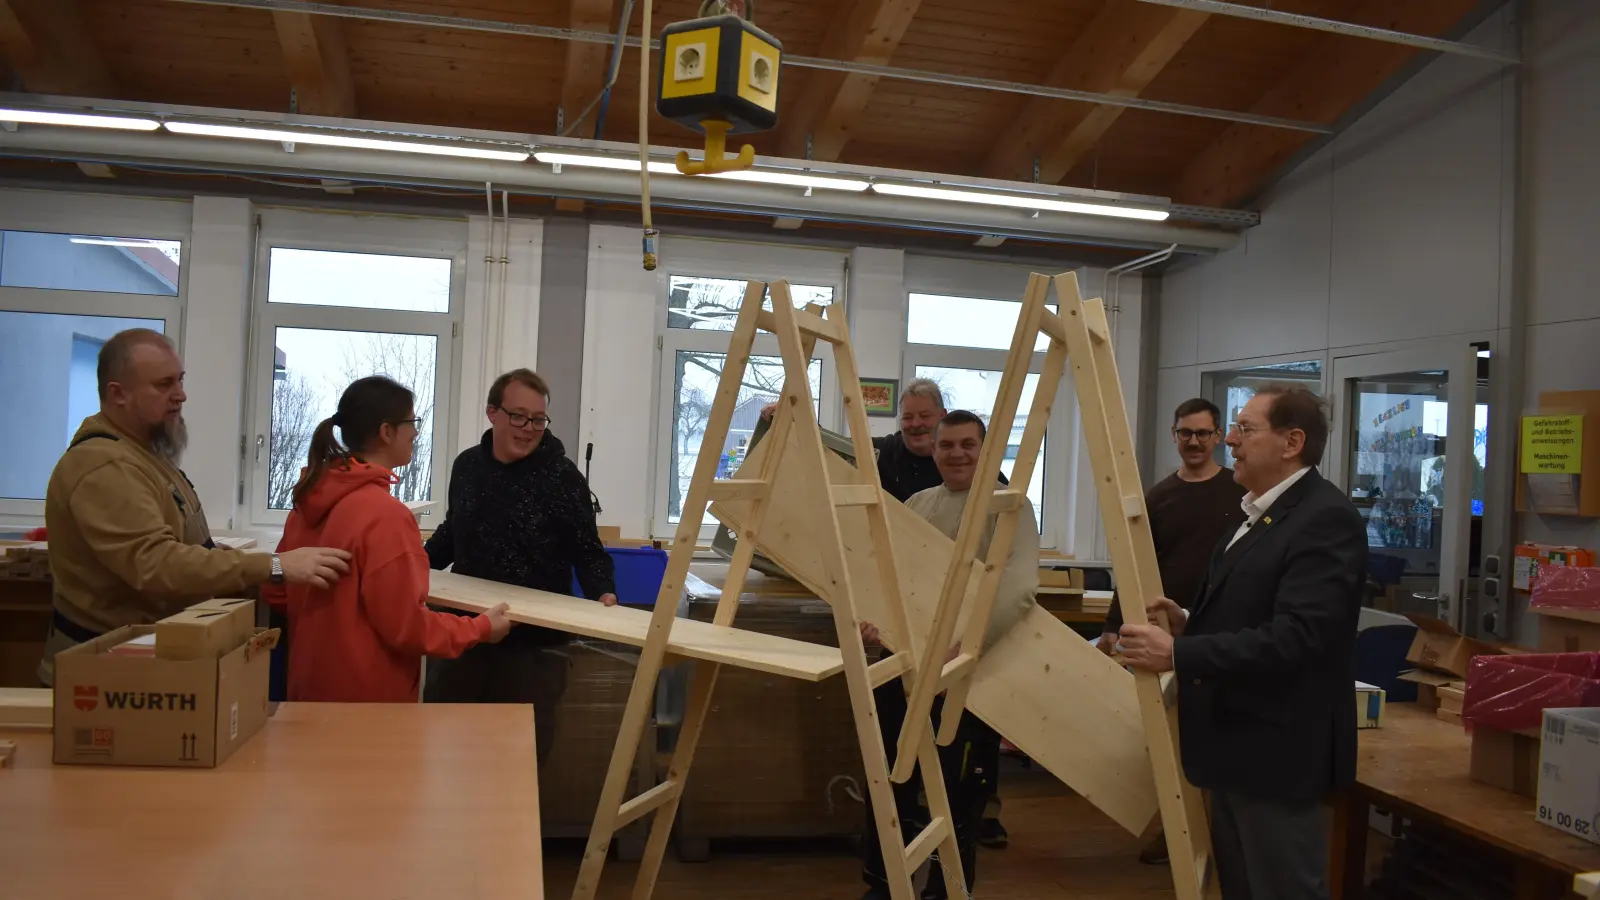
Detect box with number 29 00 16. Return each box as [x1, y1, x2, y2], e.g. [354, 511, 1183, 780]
[1536, 708, 1600, 845]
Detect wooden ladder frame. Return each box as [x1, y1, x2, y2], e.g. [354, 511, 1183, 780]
[571, 280, 967, 900]
[893, 271, 1219, 900]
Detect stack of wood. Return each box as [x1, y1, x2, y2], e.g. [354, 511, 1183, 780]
[1437, 683, 1466, 725]
[0, 544, 50, 581]
[1080, 590, 1113, 616]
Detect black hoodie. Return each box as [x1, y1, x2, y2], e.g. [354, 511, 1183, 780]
[425, 429, 615, 647]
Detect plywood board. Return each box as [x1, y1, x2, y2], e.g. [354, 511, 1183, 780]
[711, 431, 1158, 835]
[428, 572, 845, 683]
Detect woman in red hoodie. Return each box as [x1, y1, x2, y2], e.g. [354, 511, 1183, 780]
[269, 375, 511, 702]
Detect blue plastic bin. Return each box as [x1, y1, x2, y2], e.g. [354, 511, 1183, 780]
[571, 545, 670, 607]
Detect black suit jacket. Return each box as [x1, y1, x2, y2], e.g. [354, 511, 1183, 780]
[1170, 468, 1367, 803]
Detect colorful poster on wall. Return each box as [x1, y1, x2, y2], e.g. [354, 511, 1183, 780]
[1520, 415, 1584, 474]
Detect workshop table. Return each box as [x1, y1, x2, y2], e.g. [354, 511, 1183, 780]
[1333, 704, 1600, 899]
[0, 702, 544, 899]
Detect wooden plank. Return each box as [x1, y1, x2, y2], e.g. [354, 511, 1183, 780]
[981, 1, 1208, 182]
[1168, 0, 1482, 207]
[560, 0, 614, 136]
[712, 432, 1158, 835]
[902, 816, 948, 870]
[707, 479, 769, 502]
[831, 484, 880, 507]
[427, 571, 844, 682]
[0, 687, 50, 728]
[989, 489, 1024, 513]
[1576, 872, 1599, 898]
[0, 0, 112, 96]
[867, 650, 912, 689]
[614, 780, 679, 829]
[272, 10, 356, 117]
[777, 0, 925, 161]
[0, 738, 14, 767]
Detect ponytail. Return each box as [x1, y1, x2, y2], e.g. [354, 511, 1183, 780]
[293, 415, 349, 506]
[292, 375, 416, 507]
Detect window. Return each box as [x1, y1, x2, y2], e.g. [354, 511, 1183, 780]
[652, 253, 843, 538]
[904, 291, 1070, 549]
[1206, 360, 1323, 467]
[0, 231, 180, 296]
[0, 226, 184, 519]
[246, 213, 463, 525]
[667, 350, 821, 523]
[0, 313, 166, 501]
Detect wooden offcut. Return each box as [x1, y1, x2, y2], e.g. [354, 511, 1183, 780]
[0, 687, 50, 729]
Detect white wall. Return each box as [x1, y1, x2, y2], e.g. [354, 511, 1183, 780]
[1520, 0, 1600, 556]
[1153, 2, 1600, 641]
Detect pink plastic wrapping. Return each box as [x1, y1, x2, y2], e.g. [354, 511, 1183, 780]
[1461, 652, 1600, 732]
[1531, 565, 1600, 611]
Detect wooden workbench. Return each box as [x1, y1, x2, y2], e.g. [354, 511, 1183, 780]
[0, 703, 544, 898]
[1334, 704, 1600, 899]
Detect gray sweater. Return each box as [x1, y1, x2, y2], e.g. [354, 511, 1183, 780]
[906, 482, 1040, 651]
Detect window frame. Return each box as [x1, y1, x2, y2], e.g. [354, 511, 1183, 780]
[902, 290, 1076, 553]
[649, 249, 846, 540]
[0, 217, 188, 523]
[242, 210, 466, 528]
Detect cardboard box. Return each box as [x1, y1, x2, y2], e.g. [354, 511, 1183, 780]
[1515, 543, 1597, 593]
[1356, 681, 1386, 728]
[1535, 607, 1600, 654]
[1470, 726, 1542, 798]
[1404, 613, 1503, 678]
[1536, 708, 1600, 845]
[53, 625, 277, 768]
[1398, 669, 1459, 710]
[155, 599, 255, 661]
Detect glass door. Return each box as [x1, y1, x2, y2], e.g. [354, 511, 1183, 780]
[1329, 344, 1483, 630]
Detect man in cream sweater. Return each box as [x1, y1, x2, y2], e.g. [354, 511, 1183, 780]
[860, 409, 1039, 900]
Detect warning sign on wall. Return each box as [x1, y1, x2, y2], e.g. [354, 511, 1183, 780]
[1521, 415, 1584, 474]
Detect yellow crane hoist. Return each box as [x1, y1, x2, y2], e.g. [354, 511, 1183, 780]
[638, 0, 781, 269]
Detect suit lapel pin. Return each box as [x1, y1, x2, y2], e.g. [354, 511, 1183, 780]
[1262, 515, 1273, 525]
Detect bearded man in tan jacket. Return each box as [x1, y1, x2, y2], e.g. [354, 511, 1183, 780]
[39, 329, 351, 685]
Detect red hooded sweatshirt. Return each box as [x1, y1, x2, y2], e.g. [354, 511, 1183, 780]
[266, 460, 490, 703]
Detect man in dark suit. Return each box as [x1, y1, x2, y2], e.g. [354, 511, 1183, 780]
[1118, 384, 1366, 900]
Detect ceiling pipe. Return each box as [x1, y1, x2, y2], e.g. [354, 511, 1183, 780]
[162, 0, 1333, 135]
[0, 124, 1241, 253]
[1133, 0, 1520, 64]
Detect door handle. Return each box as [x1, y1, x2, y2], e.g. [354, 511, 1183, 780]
[255, 434, 265, 463]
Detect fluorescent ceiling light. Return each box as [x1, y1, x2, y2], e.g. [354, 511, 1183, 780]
[164, 122, 529, 162]
[70, 237, 169, 248]
[1477, 349, 1491, 358]
[534, 151, 870, 192]
[871, 182, 1169, 221]
[0, 108, 160, 131]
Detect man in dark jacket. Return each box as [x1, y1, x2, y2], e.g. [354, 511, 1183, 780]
[424, 368, 616, 764]
[1119, 385, 1365, 900]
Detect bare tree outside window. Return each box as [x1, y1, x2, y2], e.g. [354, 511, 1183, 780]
[267, 328, 438, 510]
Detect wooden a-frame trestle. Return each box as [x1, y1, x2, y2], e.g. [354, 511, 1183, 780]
[570, 280, 967, 900]
[891, 271, 1220, 900]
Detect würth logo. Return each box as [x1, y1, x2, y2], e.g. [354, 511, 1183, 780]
[74, 685, 99, 711]
[103, 690, 198, 711]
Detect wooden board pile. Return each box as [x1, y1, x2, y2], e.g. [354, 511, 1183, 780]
[0, 544, 50, 582]
[1437, 683, 1466, 726]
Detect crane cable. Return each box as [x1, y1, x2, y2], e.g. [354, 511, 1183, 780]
[638, 0, 657, 269]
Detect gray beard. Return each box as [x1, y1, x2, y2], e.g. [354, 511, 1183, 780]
[149, 417, 188, 465]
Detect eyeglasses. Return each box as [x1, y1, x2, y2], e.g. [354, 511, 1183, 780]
[1228, 421, 1264, 436]
[1173, 428, 1218, 443]
[391, 417, 423, 429]
[495, 408, 551, 430]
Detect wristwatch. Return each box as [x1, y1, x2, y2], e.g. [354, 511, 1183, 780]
[269, 554, 284, 585]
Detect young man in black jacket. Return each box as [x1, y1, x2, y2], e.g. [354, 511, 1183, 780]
[424, 369, 616, 764]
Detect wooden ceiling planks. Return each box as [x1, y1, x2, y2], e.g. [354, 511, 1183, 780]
[1167, 0, 1488, 207]
[8, 0, 1493, 220]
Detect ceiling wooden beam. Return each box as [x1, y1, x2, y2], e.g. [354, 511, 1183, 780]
[0, 0, 111, 96]
[1168, 0, 1482, 208]
[777, 0, 924, 161]
[560, 0, 615, 137]
[981, 1, 1208, 184]
[272, 11, 355, 118]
